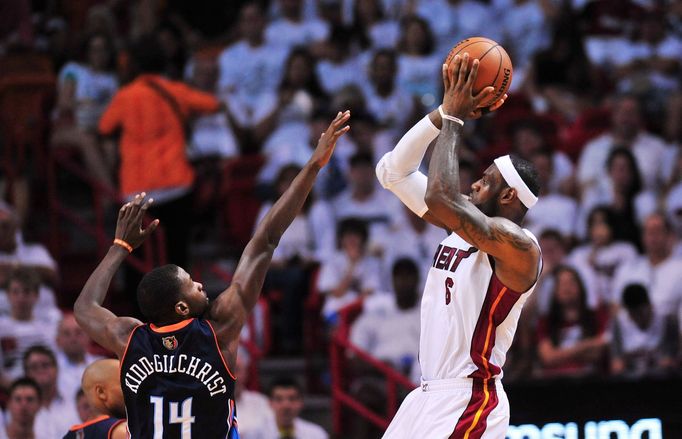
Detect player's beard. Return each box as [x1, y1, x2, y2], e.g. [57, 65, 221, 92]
[475, 195, 500, 218]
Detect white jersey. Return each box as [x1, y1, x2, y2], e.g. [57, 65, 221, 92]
[418, 230, 539, 381]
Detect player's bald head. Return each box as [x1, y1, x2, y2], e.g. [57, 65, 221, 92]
[82, 359, 119, 393]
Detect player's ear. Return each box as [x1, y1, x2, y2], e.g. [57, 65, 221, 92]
[500, 187, 516, 205]
[175, 301, 190, 316]
[95, 384, 106, 402]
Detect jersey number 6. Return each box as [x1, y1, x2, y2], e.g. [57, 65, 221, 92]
[445, 277, 454, 305]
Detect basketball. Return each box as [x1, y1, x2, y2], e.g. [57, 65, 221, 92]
[444, 37, 513, 108]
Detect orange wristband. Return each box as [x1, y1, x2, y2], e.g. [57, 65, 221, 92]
[113, 239, 133, 253]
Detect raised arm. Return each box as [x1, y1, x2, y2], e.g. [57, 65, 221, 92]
[74, 194, 158, 357]
[209, 111, 351, 341]
[424, 54, 539, 292]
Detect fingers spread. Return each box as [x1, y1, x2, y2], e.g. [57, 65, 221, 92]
[466, 59, 479, 86]
[473, 86, 495, 107]
[457, 53, 469, 85]
[442, 63, 450, 90]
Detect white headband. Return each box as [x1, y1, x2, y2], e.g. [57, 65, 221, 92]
[493, 155, 538, 209]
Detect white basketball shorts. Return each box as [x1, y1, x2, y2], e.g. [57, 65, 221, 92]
[382, 377, 510, 439]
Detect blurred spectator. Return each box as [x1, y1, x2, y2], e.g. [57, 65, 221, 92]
[509, 120, 573, 194]
[577, 95, 669, 195]
[494, 0, 555, 71]
[157, 21, 187, 80]
[525, 20, 594, 120]
[265, 377, 328, 439]
[265, 0, 330, 50]
[234, 353, 275, 439]
[415, 0, 497, 56]
[218, 2, 289, 129]
[51, 32, 118, 188]
[361, 49, 416, 131]
[569, 207, 639, 308]
[350, 0, 400, 50]
[610, 283, 679, 378]
[665, 182, 682, 257]
[0, 377, 41, 439]
[0, 268, 60, 386]
[524, 149, 579, 239]
[317, 218, 382, 323]
[531, 229, 570, 318]
[612, 212, 682, 318]
[579, 147, 655, 244]
[23, 346, 79, 439]
[316, 27, 362, 95]
[331, 152, 403, 243]
[350, 257, 421, 376]
[0, 203, 58, 288]
[374, 205, 444, 284]
[612, 11, 682, 99]
[257, 164, 335, 351]
[254, 47, 328, 147]
[98, 34, 221, 268]
[74, 388, 93, 422]
[537, 265, 609, 378]
[396, 15, 440, 109]
[55, 313, 102, 404]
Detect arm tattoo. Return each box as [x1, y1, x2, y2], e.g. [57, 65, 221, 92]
[451, 214, 533, 252]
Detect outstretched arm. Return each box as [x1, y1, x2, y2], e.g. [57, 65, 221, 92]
[74, 194, 159, 357]
[424, 55, 539, 292]
[209, 112, 351, 343]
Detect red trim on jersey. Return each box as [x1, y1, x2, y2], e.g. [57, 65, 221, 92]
[450, 273, 523, 438]
[69, 415, 111, 431]
[149, 318, 194, 333]
[450, 379, 499, 439]
[108, 419, 126, 439]
[205, 320, 237, 380]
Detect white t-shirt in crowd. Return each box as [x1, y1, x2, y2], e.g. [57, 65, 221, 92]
[34, 393, 80, 439]
[57, 62, 118, 130]
[56, 351, 103, 404]
[236, 390, 275, 439]
[265, 18, 329, 50]
[0, 316, 58, 381]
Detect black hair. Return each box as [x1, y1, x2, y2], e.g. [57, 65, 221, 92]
[351, 0, 386, 50]
[268, 376, 302, 397]
[622, 283, 650, 309]
[9, 377, 41, 401]
[7, 266, 40, 293]
[349, 152, 374, 168]
[130, 34, 167, 74]
[336, 217, 369, 248]
[279, 46, 326, 99]
[392, 257, 419, 277]
[509, 154, 541, 198]
[587, 205, 617, 236]
[372, 48, 397, 67]
[398, 15, 435, 55]
[137, 264, 183, 324]
[23, 345, 57, 372]
[606, 146, 642, 197]
[79, 31, 116, 71]
[547, 265, 597, 346]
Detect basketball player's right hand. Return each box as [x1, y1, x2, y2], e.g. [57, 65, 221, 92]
[441, 53, 506, 120]
[115, 193, 159, 250]
[310, 110, 351, 168]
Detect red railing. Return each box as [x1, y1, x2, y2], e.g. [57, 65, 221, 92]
[330, 300, 417, 434]
[47, 146, 166, 275]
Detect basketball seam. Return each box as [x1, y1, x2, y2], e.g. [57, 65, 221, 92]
[486, 46, 504, 107]
[448, 41, 492, 62]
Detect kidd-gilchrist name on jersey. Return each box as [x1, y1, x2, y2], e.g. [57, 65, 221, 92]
[121, 318, 238, 438]
[419, 230, 539, 381]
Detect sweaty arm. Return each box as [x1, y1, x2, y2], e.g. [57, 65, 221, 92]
[74, 194, 157, 358]
[423, 118, 539, 291]
[209, 112, 351, 358]
[424, 55, 539, 292]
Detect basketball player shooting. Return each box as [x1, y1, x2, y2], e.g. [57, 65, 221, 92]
[73, 111, 350, 438]
[377, 54, 542, 438]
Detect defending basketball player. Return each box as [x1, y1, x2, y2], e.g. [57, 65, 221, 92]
[377, 54, 542, 438]
[74, 111, 350, 438]
[63, 359, 127, 439]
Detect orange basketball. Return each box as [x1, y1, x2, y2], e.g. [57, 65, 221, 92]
[444, 37, 513, 108]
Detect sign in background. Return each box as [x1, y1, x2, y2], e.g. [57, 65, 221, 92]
[506, 377, 682, 438]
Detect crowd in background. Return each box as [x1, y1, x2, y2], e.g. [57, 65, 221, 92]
[1, 0, 682, 437]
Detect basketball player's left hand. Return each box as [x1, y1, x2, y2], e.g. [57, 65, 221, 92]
[115, 193, 159, 250]
[441, 53, 507, 120]
[310, 110, 351, 168]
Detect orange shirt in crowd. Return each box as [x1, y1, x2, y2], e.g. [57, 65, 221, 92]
[99, 74, 220, 197]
